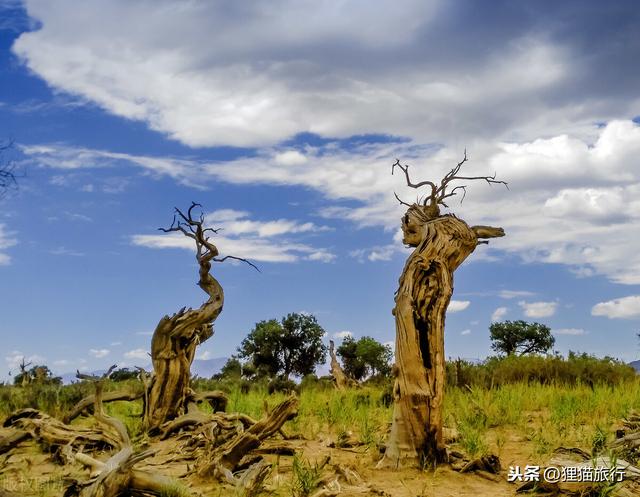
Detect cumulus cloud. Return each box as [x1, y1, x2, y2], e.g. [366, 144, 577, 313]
[460, 329, 471, 336]
[89, 348, 110, 358]
[448, 300, 470, 313]
[519, 300, 558, 318]
[491, 307, 508, 322]
[591, 296, 640, 319]
[124, 348, 148, 359]
[23, 118, 640, 284]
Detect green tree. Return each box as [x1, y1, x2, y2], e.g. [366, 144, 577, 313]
[214, 356, 243, 380]
[14, 364, 62, 386]
[337, 336, 392, 381]
[238, 313, 327, 380]
[110, 367, 139, 382]
[489, 320, 555, 356]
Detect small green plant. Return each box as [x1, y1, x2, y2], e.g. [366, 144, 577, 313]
[592, 424, 608, 454]
[291, 454, 324, 497]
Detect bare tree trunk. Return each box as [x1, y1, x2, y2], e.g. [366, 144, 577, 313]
[381, 216, 478, 467]
[329, 340, 351, 390]
[380, 155, 506, 468]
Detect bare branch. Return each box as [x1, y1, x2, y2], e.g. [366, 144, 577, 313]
[391, 151, 507, 211]
[213, 255, 261, 272]
[394, 191, 412, 207]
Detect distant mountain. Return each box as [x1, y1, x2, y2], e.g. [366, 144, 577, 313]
[192, 357, 228, 378]
[60, 369, 108, 385]
[630, 360, 640, 373]
[59, 357, 228, 385]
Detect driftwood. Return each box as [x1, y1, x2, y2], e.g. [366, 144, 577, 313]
[3, 408, 119, 452]
[380, 153, 506, 468]
[197, 396, 299, 480]
[64, 367, 192, 497]
[0, 429, 29, 455]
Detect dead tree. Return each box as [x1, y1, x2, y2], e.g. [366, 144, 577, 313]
[64, 367, 189, 497]
[143, 202, 257, 431]
[329, 340, 354, 390]
[379, 152, 506, 468]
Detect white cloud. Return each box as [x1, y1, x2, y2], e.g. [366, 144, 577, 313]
[0, 224, 17, 265]
[591, 296, 640, 319]
[132, 209, 334, 264]
[124, 348, 148, 359]
[499, 290, 536, 299]
[448, 300, 470, 313]
[332, 331, 352, 340]
[460, 329, 471, 336]
[5, 351, 45, 370]
[275, 150, 308, 166]
[491, 307, 508, 322]
[350, 244, 400, 263]
[554, 328, 587, 336]
[196, 350, 212, 360]
[20, 122, 640, 285]
[518, 300, 558, 318]
[89, 348, 110, 358]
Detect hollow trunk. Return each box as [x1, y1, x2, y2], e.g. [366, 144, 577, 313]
[380, 215, 479, 468]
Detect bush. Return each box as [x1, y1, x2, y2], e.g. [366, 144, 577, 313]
[445, 352, 636, 389]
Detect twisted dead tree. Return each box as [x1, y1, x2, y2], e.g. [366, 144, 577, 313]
[144, 202, 257, 431]
[379, 152, 507, 468]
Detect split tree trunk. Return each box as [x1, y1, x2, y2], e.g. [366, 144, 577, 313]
[380, 216, 504, 468]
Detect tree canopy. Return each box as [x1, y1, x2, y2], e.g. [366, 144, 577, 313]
[238, 313, 327, 380]
[336, 335, 392, 381]
[14, 364, 62, 386]
[489, 320, 555, 356]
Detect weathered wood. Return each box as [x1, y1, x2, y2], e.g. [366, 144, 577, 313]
[4, 409, 119, 451]
[63, 390, 143, 424]
[0, 429, 29, 455]
[198, 396, 299, 478]
[144, 204, 228, 432]
[66, 369, 193, 497]
[380, 155, 506, 468]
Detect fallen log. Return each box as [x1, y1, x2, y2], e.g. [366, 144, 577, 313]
[0, 429, 29, 455]
[197, 396, 299, 479]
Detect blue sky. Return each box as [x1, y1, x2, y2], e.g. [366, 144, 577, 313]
[1, 0, 640, 379]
